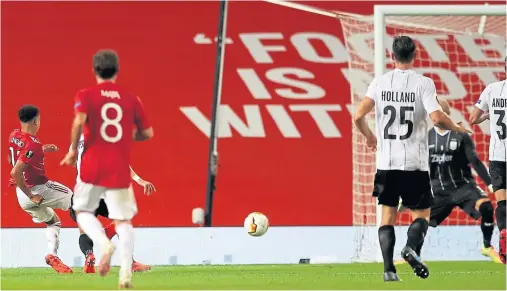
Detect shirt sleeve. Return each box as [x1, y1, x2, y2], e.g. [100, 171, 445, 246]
[74, 90, 88, 114]
[17, 142, 40, 166]
[365, 78, 377, 102]
[421, 77, 441, 115]
[462, 133, 492, 186]
[475, 85, 490, 112]
[133, 96, 151, 131]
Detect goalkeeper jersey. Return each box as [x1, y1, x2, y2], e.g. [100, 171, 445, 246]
[428, 128, 491, 192]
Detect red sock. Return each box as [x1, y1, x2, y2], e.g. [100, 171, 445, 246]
[104, 222, 117, 239]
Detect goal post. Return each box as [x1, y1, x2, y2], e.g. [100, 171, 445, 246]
[263, 0, 506, 263]
[350, 4, 506, 262]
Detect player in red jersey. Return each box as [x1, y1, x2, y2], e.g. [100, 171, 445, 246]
[70, 169, 154, 274]
[61, 50, 153, 288]
[8, 105, 73, 274]
[71, 136, 154, 273]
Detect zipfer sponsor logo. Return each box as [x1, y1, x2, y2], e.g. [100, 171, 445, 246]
[431, 154, 453, 163]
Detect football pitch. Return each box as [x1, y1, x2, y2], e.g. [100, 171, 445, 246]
[1, 261, 505, 290]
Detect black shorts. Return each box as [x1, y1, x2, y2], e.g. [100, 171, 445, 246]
[490, 161, 506, 192]
[430, 183, 488, 227]
[373, 170, 433, 210]
[69, 195, 109, 222]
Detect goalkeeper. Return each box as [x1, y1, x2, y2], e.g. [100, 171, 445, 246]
[402, 99, 501, 263]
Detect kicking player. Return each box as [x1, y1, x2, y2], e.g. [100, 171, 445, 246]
[423, 99, 500, 262]
[61, 49, 153, 288]
[470, 60, 507, 264]
[354, 36, 470, 281]
[71, 160, 155, 273]
[8, 105, 73, 273]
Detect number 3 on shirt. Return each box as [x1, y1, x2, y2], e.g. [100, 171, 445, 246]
[383, 105, 414, 140]
[100, 102, 123, 143]
[493, 110, 506, 140]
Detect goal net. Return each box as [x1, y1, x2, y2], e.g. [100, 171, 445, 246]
[339, 8, 506, 262]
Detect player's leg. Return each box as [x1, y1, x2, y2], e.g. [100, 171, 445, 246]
[398, 192, 451, 258]
[43, 212, 73, 273]
[476, 198, 500, 262]
[496, 192, 506, 264]
[379, 206, 398, 280]
[403, 208, 430, 278]
[400, 171, 432, 279]
[490, 161, 506, 264]
[396, 195, 453, 265]
[95, 198, 150, 272]
[45, 213, 61, 257]
[454, 184, 500, 262]
[70, 202, 96, 273]
[421, 193, 456, 257]
[16, 183, 73, 273]
[104, 187, 138, 287]
[372, 170, 400, 282]
[73, 181, 116, 275]
[79, 227, 97, 273]
[95, 199, 117, 240]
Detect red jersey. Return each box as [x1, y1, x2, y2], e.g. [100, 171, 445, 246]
[8, 129, 49, 188]
[74, 82, 150, 188]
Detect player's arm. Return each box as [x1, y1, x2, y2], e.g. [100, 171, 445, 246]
[462, 133, 492, 188]
[10, 161, 33, 198]
[470, 85, 491, 125]
[130, 166, 142, 182]
[69, 113, 86, 153]
[133, 96, 154, 141]
[61, 93, 87, 166]
[471, 111, 490, 124]
[11, 147, 43, 204]
[470, 106, 489, 125]
[42, 144, 59, 153]
[354, 98, 376, 140]
[130, 166, 156, 195]
[133, 128, 153, 141]
[428, 108, 468, 133]
[422, 79, 469, 133]
[353, 79, 377, 150]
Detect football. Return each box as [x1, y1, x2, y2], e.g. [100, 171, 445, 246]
[244, 212, 269, 237]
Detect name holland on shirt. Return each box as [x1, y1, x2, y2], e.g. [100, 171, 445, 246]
[381, 91, 416, 102]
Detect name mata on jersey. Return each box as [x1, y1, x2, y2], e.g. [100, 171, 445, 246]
[366, 69, 441, 171]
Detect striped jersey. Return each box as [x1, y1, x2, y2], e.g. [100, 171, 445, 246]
[366, 69, 441, 171]
[428, 128, 491, 192]
[475, 80, 507, 162]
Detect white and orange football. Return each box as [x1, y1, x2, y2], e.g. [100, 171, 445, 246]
[244, 212, 269, 237]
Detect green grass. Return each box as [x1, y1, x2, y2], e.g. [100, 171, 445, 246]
[1, 262, 505, 290]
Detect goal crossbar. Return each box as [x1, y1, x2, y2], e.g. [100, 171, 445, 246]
[374, 4, 506, 78]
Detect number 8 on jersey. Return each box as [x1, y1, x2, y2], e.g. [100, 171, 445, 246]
[74, 84, 151, 188]
[100, 102, 123, 143]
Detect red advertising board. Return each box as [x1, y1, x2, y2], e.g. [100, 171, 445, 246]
[1, 1, 502, 228]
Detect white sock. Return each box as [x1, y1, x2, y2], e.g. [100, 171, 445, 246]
[116, 223, 134, 279]
[45, 221, 61, 256]
[76, 212, 110, 247]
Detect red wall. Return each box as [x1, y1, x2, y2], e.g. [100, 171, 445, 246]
[1, 1, 500, 228]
